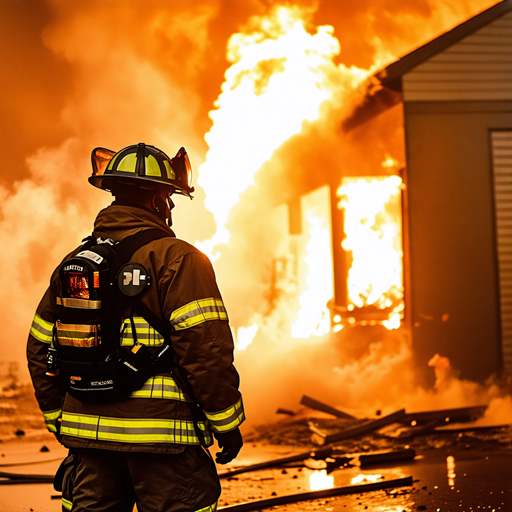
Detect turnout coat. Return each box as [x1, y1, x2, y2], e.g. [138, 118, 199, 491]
[27, 203, 245, 453]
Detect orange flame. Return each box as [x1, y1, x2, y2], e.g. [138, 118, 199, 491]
[292, 185, 334, 339]
[196, 5, 371, 259]
[337, 175, 404, 328]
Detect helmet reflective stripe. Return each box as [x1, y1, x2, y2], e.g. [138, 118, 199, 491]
[146, 155, 163, 177]
[163, 160, 176, 180]
[114, 153, 137, 173]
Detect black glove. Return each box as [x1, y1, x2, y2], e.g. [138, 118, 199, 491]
[53, 418, 62, 444]
[214, 427, 243, 464]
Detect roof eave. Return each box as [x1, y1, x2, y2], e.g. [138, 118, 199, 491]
[378, 0, 512, 91]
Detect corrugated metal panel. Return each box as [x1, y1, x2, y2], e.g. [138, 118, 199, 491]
[403, 11, 512, 101]
[492, 131, 512, 374]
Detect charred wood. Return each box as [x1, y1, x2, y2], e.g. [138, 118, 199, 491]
[275, 408, 295, 416]
[218, 448, 334, 479]
[300, 395, 356, 420]
[434, 423, 511, 433]
[403, 405, 487, 425]
[311, 409, 407, 445]
[217, 476, 413, 511]
[394, 420, 444, 439]
[359, 448, 416, 466]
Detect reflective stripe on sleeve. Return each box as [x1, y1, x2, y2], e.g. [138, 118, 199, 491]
[30, 313, 54, 344]
[170, 298, 228, 331]
[121, 317, 165, 346]
[130, 375, 187, 401]
[42, 408, 62, 433]
[62, 498, 72, 511]
[204, 397, 245, 433]
[196, 502, 217, 512]
[60, 412, 213, 446]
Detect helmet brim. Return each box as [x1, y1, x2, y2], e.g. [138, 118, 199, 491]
[88, 174, 193, 198]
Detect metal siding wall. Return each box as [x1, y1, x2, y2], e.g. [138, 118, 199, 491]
[491, 131, 512, 373]
[403, 12, 512, 101]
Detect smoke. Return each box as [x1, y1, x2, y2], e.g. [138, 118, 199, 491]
[0, 0, 502, 408]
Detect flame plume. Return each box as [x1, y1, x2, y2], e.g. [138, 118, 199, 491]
[196, 5, 371, 259]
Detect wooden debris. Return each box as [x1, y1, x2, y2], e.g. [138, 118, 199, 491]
[0, 471, 54, 485]
[218, 447, 333, 479]
[275, 408, 295, 416]
[395, 420, 443, 439]
[359, 448, 416, 466]
[311, 409, 407, 445]
[217, 476, 413, 511]
[300, 395, 356, 420]
[403, 405, 487, 425]
[434, 423, 511, 433]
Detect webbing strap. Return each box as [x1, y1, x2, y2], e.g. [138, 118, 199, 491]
[111, 228, 173, 277]
[128, 296, 207, 448]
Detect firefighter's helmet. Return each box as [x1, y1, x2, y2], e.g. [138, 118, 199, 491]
[89, 143, 194, 198]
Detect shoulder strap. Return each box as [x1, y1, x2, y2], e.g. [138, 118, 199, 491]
[111, 228, 173, 278]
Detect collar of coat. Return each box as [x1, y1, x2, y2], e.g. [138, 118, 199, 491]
[93, 202, 176, 243]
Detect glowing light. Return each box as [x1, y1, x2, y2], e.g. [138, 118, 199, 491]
[310, 470, 334, 491]
[292, 211, 333, 338]
[381, 154, 399, 168]
[337, 176, 404, 328]
[350, 474, 383, 485]
[447, 455, 456, 487]
[237, 324, 259, 351]
[196, 6, 370, 259]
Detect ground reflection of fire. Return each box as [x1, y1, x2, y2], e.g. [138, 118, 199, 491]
[309, 469, 335, 491]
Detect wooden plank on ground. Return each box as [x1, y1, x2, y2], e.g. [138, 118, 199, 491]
[217, 476, 413, 511]
[300, 395, 356, 420]
[312, 409, 407, 446]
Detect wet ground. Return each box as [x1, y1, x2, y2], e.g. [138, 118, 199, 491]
[1, 437, 510, 512]
[218, 443, 512, 511]
[1, 385, 511, 512]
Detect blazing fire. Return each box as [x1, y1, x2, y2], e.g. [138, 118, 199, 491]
[196, 5, 372, 260]
[337, 175, 404, 329]
[292, 186, 334, 339]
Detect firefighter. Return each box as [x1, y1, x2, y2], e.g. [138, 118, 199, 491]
[27, 143, 245, 512]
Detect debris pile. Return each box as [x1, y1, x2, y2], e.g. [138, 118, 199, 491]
[244, 394, 512, 454]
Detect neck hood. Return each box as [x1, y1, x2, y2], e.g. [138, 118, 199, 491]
[93, 203, 176, 242]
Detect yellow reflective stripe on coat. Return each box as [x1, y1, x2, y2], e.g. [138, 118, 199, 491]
[130, 375, 187, 401]
[61, 412, 213, 446]
[62, 497, 72, 511]
[30, 313, 54, 343]
[120, 316, 165, 346]
[205, 397, 245, 433]
[170, 298, 228, 331]
[196, 502, 217, 512]
[42, 408, 62, 432]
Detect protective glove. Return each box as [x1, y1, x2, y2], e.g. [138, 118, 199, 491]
[214, 427, 243, 464]
[52, 418, 63, 444]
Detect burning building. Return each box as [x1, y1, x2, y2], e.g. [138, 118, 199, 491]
[349, 0, 512, 382]
[201, 0, 512, 391]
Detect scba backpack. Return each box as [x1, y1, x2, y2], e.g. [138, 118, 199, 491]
[47, 229, 175, 403]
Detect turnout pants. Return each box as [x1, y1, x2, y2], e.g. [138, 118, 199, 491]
[68, 446, 220, 512]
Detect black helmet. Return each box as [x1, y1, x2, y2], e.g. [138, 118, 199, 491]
[89, 143, 194, 198]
